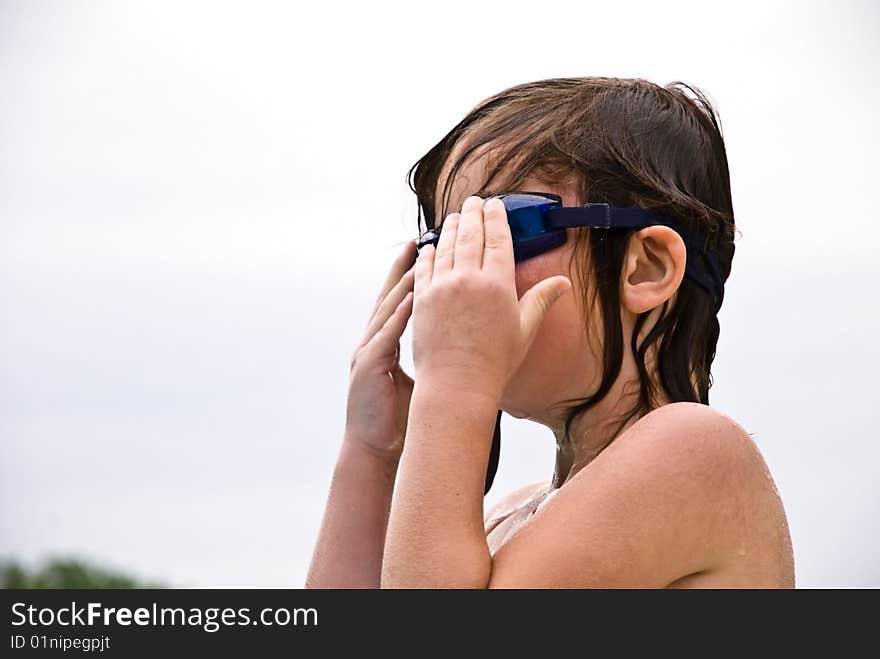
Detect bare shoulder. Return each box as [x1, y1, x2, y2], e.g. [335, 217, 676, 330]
[609, 402, 785, 524]
[621, 401, 761, 462]
[605, 402, 795, 586]
[486, 402, 795, 588]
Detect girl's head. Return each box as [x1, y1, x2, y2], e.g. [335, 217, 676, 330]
[407, 77, 735, 445]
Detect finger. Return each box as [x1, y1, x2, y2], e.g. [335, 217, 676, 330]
[372, 240, 417, 315]
[365, 291, 414, 362]
[454, 195, 485, 271]
[518, 276, 572, 350]
[362, 266, 415, 346]
[414, 242, 435, 296]
[380, 291, 414, 342]
[482, 197, 514, 278]
[433, 212, 459, 276]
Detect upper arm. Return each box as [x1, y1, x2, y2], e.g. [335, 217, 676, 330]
[487, 403, 769, 588]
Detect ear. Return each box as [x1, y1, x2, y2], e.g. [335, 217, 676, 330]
[621, 225, 687, 314]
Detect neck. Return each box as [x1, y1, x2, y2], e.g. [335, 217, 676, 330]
[545, 348, 668, 489]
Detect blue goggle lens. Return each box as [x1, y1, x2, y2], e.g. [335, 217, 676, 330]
[417, 192, 565, 262]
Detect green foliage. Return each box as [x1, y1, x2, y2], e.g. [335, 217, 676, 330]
[1, 557, 164, 589]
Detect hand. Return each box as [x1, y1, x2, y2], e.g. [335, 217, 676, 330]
[412, 196, 571, 397]
[345, 240, 417, 458]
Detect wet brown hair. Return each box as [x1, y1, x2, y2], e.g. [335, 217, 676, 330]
[406, 77, 736, 446]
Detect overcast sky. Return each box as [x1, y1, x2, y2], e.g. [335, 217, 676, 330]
[1, 0, 878, 587]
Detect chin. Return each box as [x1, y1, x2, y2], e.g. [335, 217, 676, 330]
[502, 406, 529, 419]
[500, 394, 531, 419]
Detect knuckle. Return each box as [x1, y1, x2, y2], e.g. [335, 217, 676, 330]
[413, 296, 430, 315]
[489, 275, 508, 291]
[482, 277, 508, 298]
[450, 272, 483, 294]
[484, 233, 507, 249]
[455, 227, 479, 244]
[536, 294, 552, 315]
[447, 271, 470, 289]
[428, 271, 497, 299]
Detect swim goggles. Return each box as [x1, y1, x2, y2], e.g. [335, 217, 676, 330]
[416, 191, 725, 495]
[417, 191, 723, 312]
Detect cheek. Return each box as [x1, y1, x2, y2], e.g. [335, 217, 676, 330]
[503, 254, 597, 413]
[514, 254, 558, 299]
[513, 244, 584, 355]
[502, 290, 591, 412]
[514, 259, 589, 368]
[531, 292, 585, 358]
[513, 247, 577, 348]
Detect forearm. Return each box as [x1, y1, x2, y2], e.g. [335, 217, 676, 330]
[305, 435, 399, 588]
[381, 380, 500, 588]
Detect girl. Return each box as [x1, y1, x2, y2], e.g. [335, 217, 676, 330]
[307, 77, 795, 588]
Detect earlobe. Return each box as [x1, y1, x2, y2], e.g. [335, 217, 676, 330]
[621, 226, 686, 314]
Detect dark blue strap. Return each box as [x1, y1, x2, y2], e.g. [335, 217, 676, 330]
[546, 205, 673, 231]
[545, 205, 724, 312]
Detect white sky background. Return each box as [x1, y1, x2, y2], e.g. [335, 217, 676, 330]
[1, 0, 877, 587]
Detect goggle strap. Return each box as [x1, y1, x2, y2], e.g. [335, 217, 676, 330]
[545, 204, 675, 231]
[546, 205, 724, 312]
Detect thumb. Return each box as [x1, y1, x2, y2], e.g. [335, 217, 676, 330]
[518, 275, 572, 347]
